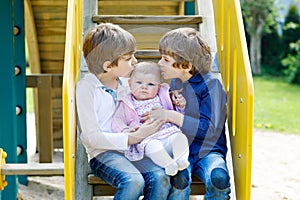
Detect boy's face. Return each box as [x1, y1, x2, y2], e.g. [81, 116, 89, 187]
[158, 55, 183, 80]
[113, 54, 137, 78]
[129, 72, 160, 100]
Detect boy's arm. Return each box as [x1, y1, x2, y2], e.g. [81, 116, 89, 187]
[180, 79, 227, 140]
[141, 107, 184, 127]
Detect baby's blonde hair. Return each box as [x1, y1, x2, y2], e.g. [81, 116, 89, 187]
[159, 27, 212, 75]
[83, 23, 136, 75]
[131, 62, 162, 83]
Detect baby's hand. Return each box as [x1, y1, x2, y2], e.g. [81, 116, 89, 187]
[170, 89, 186, 109]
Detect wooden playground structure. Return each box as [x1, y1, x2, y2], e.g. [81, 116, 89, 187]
[0, 0, 253, 199]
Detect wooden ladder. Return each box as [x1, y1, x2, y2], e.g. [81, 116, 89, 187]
[76, 0, 207, 199]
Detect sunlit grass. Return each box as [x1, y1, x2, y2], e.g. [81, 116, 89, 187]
[254, 76, 300, 134]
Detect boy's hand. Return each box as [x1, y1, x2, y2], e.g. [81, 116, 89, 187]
[141, 107, 167, 123]
[127, 120, 163, 144]
[170, 89, 186, 109]
[127, 127, 139, 132]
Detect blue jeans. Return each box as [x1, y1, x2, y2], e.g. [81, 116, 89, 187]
[90, 151, 171, 200]
[168, 152, 231, 200]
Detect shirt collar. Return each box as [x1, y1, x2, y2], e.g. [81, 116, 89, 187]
[188, 73, 204, 84]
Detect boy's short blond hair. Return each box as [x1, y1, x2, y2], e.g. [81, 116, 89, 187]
[159, 27, 212, 74]
[83, 23, 136, 75]
[131, 62, 162, 83]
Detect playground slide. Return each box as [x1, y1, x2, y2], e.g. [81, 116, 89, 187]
[62, 0, 253, 199]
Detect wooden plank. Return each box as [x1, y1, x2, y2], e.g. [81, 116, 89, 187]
[34, 12, 67, 20]
[30, 1, 67, 7]
[97, 0, 181, 14]
[35, 19, 66, 27]
[2, 163, 64, 175]
[25, 0, 41, 74]
[37, 75, 53, 163]
[90, 174, 206, 196]
[26, 74, 63, 88]
[40, 44, 65, 51]
[32, 6, 67, 13]
[99, 0, 194, 1]
[190, 182, 206, 195]
[40, 51, 65, 60]
[38, 35, 65, 44]
[93, 15, 202, 24]
[179, 0, 185, 15]
[99, 1, 179, 5]
[114, 24, 198, 49]
[98, 6, 179, 16]
[40, 61, 64, 74]
[135, 50, 160, 59]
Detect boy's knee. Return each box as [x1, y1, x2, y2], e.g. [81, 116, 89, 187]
[152, 169, 169, 185]
[171, 168, 190, 189]
[126, 173, 145, 189]
[210, 168, 230, 190]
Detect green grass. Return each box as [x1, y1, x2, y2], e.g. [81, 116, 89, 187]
[254, 76, 300, 134]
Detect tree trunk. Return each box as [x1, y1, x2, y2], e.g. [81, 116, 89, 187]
[249, 23, 264, 75]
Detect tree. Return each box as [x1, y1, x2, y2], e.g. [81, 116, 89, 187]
[261, 24, 283, 75]
[282, 5, 300, 57]
[241, 0, 278, 75]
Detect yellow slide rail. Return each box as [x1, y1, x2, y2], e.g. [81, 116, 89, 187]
[212, 0, 254, 199]
[62, 0, 83, 199]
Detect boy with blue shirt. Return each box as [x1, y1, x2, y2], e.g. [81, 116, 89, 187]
[143, 27, 231, 199]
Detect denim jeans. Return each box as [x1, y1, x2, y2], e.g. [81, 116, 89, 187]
[90, 150, 171, 200]
[168, 152, 231, 200]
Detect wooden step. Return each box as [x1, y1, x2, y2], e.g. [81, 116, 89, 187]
[93, 15, 202, 24]
[99, 0, 194, 1]
[98, 0, 194, 16]
[88, 174, 205, 196]
[92, 15, 202, 50]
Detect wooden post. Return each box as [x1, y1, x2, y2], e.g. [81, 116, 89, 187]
[37, 75, 53, 163]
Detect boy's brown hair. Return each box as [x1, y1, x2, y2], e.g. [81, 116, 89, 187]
[159, 27, 212, 75]
[83, 23, 136, 75]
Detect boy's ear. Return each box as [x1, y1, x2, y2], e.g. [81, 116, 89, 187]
[185, 62, 193, 72]
[103, 61, 112, 72]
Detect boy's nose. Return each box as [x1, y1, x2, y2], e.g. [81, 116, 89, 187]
[158, 59, 163, 65]
[132, 55, 138, 65]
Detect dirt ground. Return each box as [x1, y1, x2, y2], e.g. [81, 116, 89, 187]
[15, 114, 300, 199]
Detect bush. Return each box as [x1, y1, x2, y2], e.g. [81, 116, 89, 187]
[282, 36, 300, 84]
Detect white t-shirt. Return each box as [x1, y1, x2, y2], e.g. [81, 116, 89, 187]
[76, 73, 129, 161]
